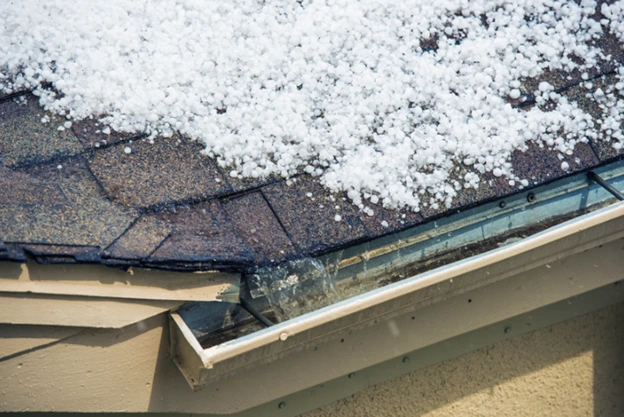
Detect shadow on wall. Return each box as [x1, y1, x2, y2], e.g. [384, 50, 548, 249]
[301, 302, 624, 417]
[593, 301, 624, 417]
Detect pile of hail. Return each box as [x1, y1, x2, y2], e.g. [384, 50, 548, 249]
[1, 0, 623, 212]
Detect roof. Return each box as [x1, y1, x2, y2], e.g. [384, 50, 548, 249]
[0, 33, 623, 272]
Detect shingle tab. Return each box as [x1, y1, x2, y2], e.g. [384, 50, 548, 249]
[511, 142, 599, 187]
[261, 176, 369, 255]
[21, 244, 101, 263]
[0, 95, 83, 168]
[420, 168, 515, 220]
[511, 28, 624, 109]
[0, 244, 27, 262]
[420, 139, 599, 220]
[359, 203, 424, 235]
[0, 158, 138, 248]
[148, 200, 255, 267]
[561, 73, 624, 162]
[224, 174, 281, 193]
[223, 191, 298, 265]
[71, 118, 141, 150]
[0, 167, 67, 205]
[103, 215, 173, 260]
[87, 136, 232, 208]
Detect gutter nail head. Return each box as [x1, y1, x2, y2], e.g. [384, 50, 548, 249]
[348, 373, 356, 379]
[280, 332, 288, 341]
[278, 401, 286, 409]
[402, 356, 410, 364]
[504, 326, 512, 334]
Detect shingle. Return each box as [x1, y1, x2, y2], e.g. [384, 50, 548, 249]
[1, 31, 622, 270]
[223, 172, 281, 193]
[520, 69, 582, 100]
[103, 215, 173, 260]
[87, 136, 232, 208]
[511, 29, 624, 109]
[0, 91, 29, 103]
[261, 176, 369, 255]
[511, 141, 599, 187]
[592, 11, 624, 65]
[222, 191, 298, 265]
[561, 73, 624, 162]
[71, 117, 142, 150]
[359, 203, 424, 235]
[0, 167, 66, 205]
[0, 243, 27, 262]
[0, 95, 83, 168]
[148, 200, 255, 267]
[0, 158, 139, 248]
[419, 168, 514, 220]
[21, 244, 101, 263]
[419, 139, 598, 220]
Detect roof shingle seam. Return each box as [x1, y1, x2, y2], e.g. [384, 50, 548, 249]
[514, 67, 620, 110]
[0, 90, 31, 104]
[259, 187, 302, 254]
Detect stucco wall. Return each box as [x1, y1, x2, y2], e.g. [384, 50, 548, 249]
[1, 302, 622, 417]
[303, 302, 624, 417]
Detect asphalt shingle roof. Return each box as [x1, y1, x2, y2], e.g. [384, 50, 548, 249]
[1, 28, 623, 272]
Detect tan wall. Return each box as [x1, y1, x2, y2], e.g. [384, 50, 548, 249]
[1, 303, 622, 416]
[303, 302, 624, 417]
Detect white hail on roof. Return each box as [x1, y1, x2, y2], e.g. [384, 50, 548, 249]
[1, 0, 623, 212]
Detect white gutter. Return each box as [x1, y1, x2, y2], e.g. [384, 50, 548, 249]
[170, 200, 624, 393]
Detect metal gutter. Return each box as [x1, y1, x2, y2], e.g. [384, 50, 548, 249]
[226, 160, 624, 332]
[170, 197, 624, 395]
[324, 161, 624, 286]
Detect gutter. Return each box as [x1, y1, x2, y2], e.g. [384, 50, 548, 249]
[170, 164, 624, 410]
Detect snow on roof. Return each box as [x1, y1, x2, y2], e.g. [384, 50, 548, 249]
[1, 0, 623, 214]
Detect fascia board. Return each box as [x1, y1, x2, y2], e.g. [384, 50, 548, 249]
[0, 292, 181, 328]
[0, 262, 240, 303]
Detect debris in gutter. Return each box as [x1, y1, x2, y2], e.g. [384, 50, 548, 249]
[251, 257, 341, 323]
